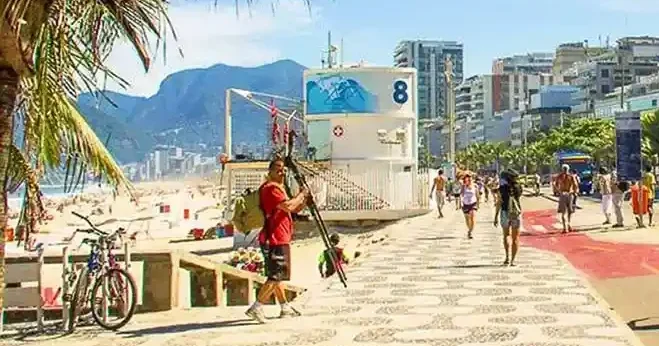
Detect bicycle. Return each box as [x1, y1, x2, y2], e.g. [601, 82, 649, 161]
[63, 211, 137, 332]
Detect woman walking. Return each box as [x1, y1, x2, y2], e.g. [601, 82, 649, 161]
[494, 170, 523, 266]
[460, 173, 480, 239]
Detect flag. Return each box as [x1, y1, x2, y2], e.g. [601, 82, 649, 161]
[270, 99, 277, 118]
[272, 121, 280, 145]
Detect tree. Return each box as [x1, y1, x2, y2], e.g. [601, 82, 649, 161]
[642, 110, 659, 156]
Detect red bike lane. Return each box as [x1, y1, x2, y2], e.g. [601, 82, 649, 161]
[521, 209, 659, 280]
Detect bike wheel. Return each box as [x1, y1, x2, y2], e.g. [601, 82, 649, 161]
[67, 266, 90, 332]
[90, 268, 137, 331]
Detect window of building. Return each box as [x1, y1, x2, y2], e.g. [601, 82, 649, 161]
[653, 99, 658, 107]
[601, 69, 609, 78]
[601, 84, 610, 94]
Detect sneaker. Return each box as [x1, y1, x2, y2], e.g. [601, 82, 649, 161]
[245, 306, 267, 324]
[279, 305, 302, 318]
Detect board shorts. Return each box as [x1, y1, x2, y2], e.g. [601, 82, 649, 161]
[435, 191, 446, 207]
[261, 244, 291, 281]
[462, 202, 477, 214]
[500, 210, 521, 230]
[557, 192, 574, 214]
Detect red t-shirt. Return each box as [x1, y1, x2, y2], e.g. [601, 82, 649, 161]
[258, 182, 293, 246]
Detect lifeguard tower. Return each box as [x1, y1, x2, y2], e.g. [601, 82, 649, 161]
[304, 67, 419, 209]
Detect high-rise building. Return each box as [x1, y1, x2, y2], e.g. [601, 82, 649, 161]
[394, 40, 464, 121]
[492, 53, 554, 75]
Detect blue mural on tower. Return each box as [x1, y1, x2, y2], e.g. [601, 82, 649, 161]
[306, 73, 378, 114]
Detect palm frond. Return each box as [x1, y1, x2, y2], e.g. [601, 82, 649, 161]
[6, 144, 31, 193]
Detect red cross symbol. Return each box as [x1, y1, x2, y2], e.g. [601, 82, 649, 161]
[333, 125, 344, 137]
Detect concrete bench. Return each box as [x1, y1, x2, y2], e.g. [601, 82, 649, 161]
[0, 251, 44, 332]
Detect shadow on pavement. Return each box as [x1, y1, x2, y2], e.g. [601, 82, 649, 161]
[428, 264, 504, 269]
[119, 319, 255, 337]
[418, 236, 458, 241]
[628, 317, 659, 331]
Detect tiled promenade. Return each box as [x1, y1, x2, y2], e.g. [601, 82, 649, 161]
[1, 206, 644, 346]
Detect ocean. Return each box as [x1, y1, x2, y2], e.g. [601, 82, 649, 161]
[8, 184, 112, 209]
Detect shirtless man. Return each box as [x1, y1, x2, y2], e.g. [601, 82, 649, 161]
[554, 164, 579, 233]
[430, 169, 447, 218]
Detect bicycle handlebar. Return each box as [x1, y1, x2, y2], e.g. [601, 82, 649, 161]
[71, 211, 108, 236]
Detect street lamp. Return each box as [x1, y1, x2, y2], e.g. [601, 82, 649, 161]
[444, 55, 456, 177]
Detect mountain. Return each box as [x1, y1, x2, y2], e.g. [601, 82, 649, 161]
[76, 59, 306, 163]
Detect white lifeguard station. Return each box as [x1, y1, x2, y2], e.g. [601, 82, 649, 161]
[304, 67, 419, 209]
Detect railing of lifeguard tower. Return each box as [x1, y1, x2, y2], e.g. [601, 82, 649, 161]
[226, 166, 431, 212]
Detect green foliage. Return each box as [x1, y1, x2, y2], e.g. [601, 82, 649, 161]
[456, 117, 623, 172]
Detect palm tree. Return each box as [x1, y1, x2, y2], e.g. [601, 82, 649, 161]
[1, 0, 179, 309]
[642, 110, 659, 156]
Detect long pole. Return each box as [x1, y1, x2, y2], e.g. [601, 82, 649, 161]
[619, 48, 625, 110]
[445, 56, 455, 175]
[225, 89, 232, 159]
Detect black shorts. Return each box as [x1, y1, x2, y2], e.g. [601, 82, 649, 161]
[261, 244, 291, 281]
[462, 202, 477, 214]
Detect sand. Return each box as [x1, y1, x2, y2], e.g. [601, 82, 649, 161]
[5, 178, 390, 291]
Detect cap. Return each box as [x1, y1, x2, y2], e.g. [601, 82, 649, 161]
[561, 164, 569, 170]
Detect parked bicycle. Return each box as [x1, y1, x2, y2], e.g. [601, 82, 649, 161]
[63, 211, 137, 332]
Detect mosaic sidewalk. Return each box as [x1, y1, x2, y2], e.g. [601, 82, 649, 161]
[1, 207, 644, 346]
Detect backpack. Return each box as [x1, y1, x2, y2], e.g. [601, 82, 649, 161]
[508, 186, 522, 219]
[231, 186, 265, 233]
[323, 247, 344, 277]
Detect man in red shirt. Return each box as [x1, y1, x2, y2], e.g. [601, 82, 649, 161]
[245, 157, 309, 323]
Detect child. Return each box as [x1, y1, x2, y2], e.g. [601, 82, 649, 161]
[318, 233, 350, 278]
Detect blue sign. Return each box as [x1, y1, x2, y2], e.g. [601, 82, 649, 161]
[615, 112, 642, 182]
[306, 74, 378, 114]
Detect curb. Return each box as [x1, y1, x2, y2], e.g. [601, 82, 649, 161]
[559, 252, 647, 346]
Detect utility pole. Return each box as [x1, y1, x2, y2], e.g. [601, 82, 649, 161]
[444, 55, 455, 174]
[618, 44, 626, 110]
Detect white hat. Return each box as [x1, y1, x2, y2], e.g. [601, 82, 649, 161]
[561, 164, 569, 170]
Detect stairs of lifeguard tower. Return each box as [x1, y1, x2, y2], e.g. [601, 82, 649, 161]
[297, 161, 391, 210]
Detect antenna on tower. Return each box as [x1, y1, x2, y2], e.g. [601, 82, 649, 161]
[327, 31, 333, 69]
[340, 38, 344, 68]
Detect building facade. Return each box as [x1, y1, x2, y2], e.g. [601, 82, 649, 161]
[492, 52, 554, 75]
[445, 73, 557, 149]
[394, 40, 464, 121]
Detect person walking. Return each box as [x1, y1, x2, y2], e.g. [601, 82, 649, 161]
[631, 181, 650, 228]
[494, 169, 523, 266]
[452, 177, 463, 210]
[554, 164, 578, 233]
[611, 171, 628, 228]
[642, 165, 656, 227]
[430, 169, 447, 218]
[570, 169, 581, 208]
[245, 157, 309, 323]
[460, 173, 480, 239]
[598, 167, 613, 225]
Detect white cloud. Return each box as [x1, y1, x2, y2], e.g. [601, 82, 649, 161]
[104, 0, 319, 97]
[588, 0, 659, 13]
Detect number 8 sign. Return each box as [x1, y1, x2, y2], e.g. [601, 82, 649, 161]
[392, 80, 409, 105]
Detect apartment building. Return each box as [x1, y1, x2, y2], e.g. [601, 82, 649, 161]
[394, 40, 464, 121]
[492, 52, 554, 75]
[442, 73, 556, 148]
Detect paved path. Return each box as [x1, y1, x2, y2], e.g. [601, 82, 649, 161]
[1, 206, 644, 346]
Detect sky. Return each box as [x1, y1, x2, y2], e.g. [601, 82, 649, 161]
[105, 0, 659, 97]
